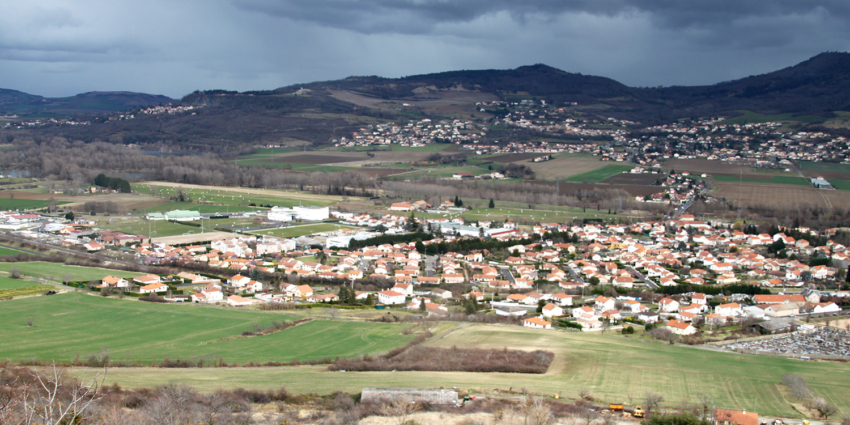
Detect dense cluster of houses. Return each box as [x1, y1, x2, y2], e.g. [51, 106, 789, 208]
[331, 118, 486, 148]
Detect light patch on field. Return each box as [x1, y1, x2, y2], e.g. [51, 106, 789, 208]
[525, 155, 607, 180]
[152, 231, 235, 245]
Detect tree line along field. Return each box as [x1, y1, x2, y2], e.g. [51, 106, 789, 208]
[0, 292, 417, 365]
[68, 324, 850, 418]
[0, 262, 146, 282]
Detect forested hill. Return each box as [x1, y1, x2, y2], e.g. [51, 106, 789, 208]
[0, 89, 174, 115]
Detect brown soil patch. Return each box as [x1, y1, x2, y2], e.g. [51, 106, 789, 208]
[664, 159, 754, 175]
[602, 173, 660, 185]
[713, 182, 826, 208]
[526, 155, 606, 180]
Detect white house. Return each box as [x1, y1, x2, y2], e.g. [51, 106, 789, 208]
[139, 282, 168, 294]
[227, 295, 254, 307]
[666, 319, 697, 335]
[378, 290, 406, 305]
[658, 298, 680, 313]
[191, 287, 223, 303]
[715, 302, 742, 318]
[523, 317, 552, 329]
[101, 276, 130, 288]
[541, 303, 564, 318]
[812, 302, 840, 314]
[594, 296, 616, 311]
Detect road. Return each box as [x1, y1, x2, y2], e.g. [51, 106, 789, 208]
[0, 233, 142, 269]
[564, 264, 587, 284]
[626, 265, 658, 289]
[499, 265, 515, 284]
[425, 255, 436, 277]
[0, 241, 49, 257]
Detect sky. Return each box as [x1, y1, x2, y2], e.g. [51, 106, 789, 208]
[2, 1, 849, 99]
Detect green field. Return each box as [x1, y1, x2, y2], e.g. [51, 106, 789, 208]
[827, 180, 850, 190]
[712, 175, 809, 185]
[564, 164, 635, 183]
[418, 204, 633, 223]
[232, 160, 362, 172]
[0, 197, 57, 210]
[141, 202, 264, 214]
[69, 324, 850, 418]
[250, 223, 355, 238]
[98, 219, 207, 238]
[722, 110, 828, 125]
[0, 262, 145, 282]
[0, 275, 38, 289]
[797, 161, 850, 174]
[0, 246, 25, 256]
[0, 293, 416, 364]
[133, 184, 341, 208]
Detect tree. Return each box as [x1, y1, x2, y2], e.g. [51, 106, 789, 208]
[64, 211, 75, 221]
[644, 391, 665, 418]
[489, 198, 495, 209]
[379, 396, 420, 425]
[536, 299, 546, 313]
[588, 276, 600, 286]
[419, 298, 426, 312]
[415, 240, 425, 253]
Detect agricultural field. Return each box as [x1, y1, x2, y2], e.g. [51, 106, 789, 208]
[797, 161, 850, 174]
[827, 180, 850, 190]
[663, 159, 754, 176]
[0, 284, 56, 298]
[250, 223, 356, 238]
[142, 202, 264, 214]
[0, 293, 416, 364]
[601, 173, 661, 185]
[0, 262, 145, 282]
[564, 164, 635, 183]
[525, 154, 609, 180]
[0, 275, 39, 289]
[0, 246, 26, 256]
[134, 182, 348, 208]
[0, 197, 56, 210]
[712, 183, 828, 209]
[97, 218, 206, 238]
[721, 110, 828, 125]
[711, 174, 809, 186]
[72, 324, 850, 418]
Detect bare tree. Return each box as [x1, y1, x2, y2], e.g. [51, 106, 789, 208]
[644, 391, 664, 418]
[813, 398, 837, 419]
[522, 397, 554, 425]
[579, 388, 593, 401]
[20, 362, 108, 425]
[781, 373, 811, 401]
[379, 396, 420, 425]
[328, 307, 340, 320]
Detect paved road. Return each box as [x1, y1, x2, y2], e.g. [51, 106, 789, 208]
[626, 265, 658, 289]
[499, 265, 515, 283]
[425, 255, 436, 277]
[564, 264, 587, 284]
[0, 234, 142, 269]
[0, 242, 49, 257]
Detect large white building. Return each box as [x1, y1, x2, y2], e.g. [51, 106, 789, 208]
[268, 206, 330, 222]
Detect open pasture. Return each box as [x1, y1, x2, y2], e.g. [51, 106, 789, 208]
[601, 173, 660, 185]
[0, 292, 416, 365]
[486, 153, 542, 163]
[663, 159, 755, 176]
[525, 154, 609, 180]
[0, 262, 145, 282]
[564, 164, 635, 183]
[134, 182, 347, 207]
[73, 324, 850, 418]
[712, 182, 827, 209]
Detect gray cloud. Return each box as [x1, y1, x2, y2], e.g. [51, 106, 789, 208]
[0, 1, 848, 98]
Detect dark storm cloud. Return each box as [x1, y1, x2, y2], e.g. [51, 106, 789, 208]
[1, 1, 849, 97]
[233, 0, 850, 36]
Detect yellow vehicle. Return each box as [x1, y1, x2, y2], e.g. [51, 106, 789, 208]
[633, 406, 644, 418]
[609, 403, 624, 412]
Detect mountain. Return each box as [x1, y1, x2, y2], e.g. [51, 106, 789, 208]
[7, 53, 850, 150]
[0, 90, 175, 116]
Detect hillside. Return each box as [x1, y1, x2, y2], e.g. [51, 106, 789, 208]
[5, 52, 850, 148]
[0, 89, 174, 115]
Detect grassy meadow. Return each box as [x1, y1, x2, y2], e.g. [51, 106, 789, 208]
[67, 324, 850, 418]
[0, 292, 417, 364]
[0, 262, 146, 282]
[564, 164, 634, 183]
